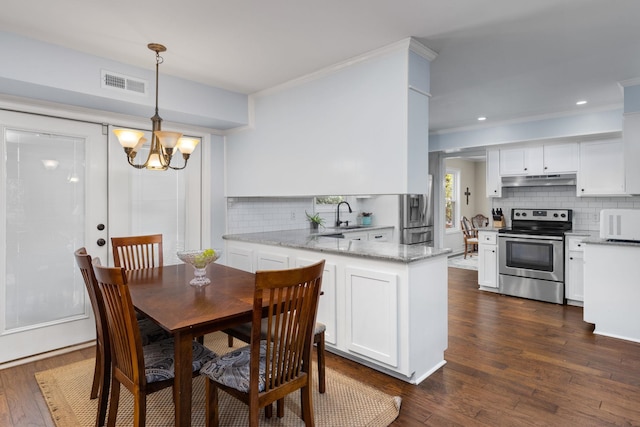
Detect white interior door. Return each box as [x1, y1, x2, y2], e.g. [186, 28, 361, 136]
[0, 111, 107, 363]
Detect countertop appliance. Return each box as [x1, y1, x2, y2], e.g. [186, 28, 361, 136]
[600, 209, 640, 242]
[399, 175, 433, 246]
[498, 208, 573, 304]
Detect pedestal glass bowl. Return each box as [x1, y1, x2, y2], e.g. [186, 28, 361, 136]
[177, 249, 221, 287]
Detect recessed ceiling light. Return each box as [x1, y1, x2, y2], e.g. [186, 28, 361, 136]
[477, 116, 487, 121]
[576, 100, 587, 105]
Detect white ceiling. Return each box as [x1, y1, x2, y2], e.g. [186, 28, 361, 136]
[2, 0, 640, 132]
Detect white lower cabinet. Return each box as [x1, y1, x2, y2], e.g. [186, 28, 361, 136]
[367, 229, 393, 242]
[296, 257, 338, 345]
[345, 267, 398, 366]
[477, 230, 498, 290]
[223, 239, 448, 383]
[226, 246, 254, 272]
[565, 236, 586, 305]
[257, 251, 289, 270]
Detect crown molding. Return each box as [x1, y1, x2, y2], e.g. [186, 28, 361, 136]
[618, 77, 640, 88]
[253, 37, 436, 99]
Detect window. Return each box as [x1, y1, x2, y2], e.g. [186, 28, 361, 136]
[445, 169, 460, 231]
[314, 195, 345, 212]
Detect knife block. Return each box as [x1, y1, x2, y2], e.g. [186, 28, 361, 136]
[493, 216, 505, 228]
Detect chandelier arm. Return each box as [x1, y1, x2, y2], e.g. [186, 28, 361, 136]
[127, 155, 149, 169]
[168, 154, 190, 171]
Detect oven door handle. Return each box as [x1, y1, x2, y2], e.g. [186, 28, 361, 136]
[498, 233, 563, 241]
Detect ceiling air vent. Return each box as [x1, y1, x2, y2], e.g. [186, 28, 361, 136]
[101, 70, 147, 95]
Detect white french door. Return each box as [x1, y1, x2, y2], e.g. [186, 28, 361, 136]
[0, 110, 108, 363]
[0, 111, 206, 364]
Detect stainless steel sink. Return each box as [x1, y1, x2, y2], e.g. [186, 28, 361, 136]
[320, 233, 345, 238]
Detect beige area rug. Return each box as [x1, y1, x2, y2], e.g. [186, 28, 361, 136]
[36, 332, 401, 426]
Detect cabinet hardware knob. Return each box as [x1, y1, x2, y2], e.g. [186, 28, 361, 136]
[97, 238, 106, 247]
[97, 223, 105, 231]
[570, 257, 574, 260]
[524, 168, 528, 171]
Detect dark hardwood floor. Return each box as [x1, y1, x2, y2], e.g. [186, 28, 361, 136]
[2, 267, 640, 426]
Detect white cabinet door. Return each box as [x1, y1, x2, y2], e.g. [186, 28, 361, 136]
[345, 267, 398, 367]
[486, 149, 502, 198]
[566, 251, 584, 303]
[257, 251, 290, 270]
[543, 143, 578, 173]
[500, 146, 543, 175]
[565, 236, 585, 304]
[226, 246, 254, 272]
[296, 258, 337, 345]
[624, 113, 640, 194]
[578, 139, 625, 196]
[478, 243, 498, 288]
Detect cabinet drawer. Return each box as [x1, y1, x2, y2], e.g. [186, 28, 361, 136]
[479, 231, 497, 245]
[567, 238, 586, 251]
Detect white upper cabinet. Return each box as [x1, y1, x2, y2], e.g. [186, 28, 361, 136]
[542, 143, 579, 173]
[486, 149, 502, 198]
[499, 143, 578, 176]
[624, 112, 640, 194]
[577, 139, 625, 196]
[499, 146, 543, 175]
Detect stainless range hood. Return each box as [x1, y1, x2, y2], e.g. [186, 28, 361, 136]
[501, 173, 577, 187]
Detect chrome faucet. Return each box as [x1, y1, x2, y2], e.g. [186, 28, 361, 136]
[335, 201, 352, 227]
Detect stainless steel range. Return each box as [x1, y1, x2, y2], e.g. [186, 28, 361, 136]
[498, 208, 572, 304]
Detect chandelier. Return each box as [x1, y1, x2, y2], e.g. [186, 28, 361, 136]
[113, 43, 199, 170]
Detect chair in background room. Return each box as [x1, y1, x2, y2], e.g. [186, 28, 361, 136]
[111, 234, 163, 271]
[461, 216, 479, 259]
[92, 259, 216, 427]
[224, 320, 327, 394]
[471, 214, 490, 229]
[200, 260, 325, 427]
[74, 248, 171, 427]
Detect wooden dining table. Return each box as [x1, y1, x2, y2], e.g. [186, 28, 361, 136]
[127, 262, 257, 426]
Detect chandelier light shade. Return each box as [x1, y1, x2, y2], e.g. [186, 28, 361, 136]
[113, 43, 199, 170]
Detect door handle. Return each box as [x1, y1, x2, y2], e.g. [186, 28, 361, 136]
[97, 238, 106, 247]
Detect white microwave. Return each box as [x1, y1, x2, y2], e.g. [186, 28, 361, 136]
[600, 209, 640, 242]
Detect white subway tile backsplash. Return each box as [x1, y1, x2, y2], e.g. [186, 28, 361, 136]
[227, 197, 315, 234]
[493, 186, 640, 232]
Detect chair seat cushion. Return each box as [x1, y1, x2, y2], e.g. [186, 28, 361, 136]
[143, 338, 216, 384]
[200, 341, 269, 393]
[137, 317, 171, 345]
[226, 320, 325, 340]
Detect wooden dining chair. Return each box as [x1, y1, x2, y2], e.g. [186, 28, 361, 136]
[200, 260, 325, 427]
[471, 213, 489, 229]
[111, 234, 163, 271]
[74, 248, 171, 427]
[224, 321, 327, 394]
[461, 216, 479, 259]
[92, 259, 216, 427]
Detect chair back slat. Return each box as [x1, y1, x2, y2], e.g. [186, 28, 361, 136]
[92, 259, 146, 387]
[252, 260, 324, 393]
[112, 234, 163, 271]
[74, 248, 110, 355]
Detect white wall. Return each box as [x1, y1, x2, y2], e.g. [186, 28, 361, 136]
[443, 158, 485, 255]
[0, 31, 248, 130]
[226, 41, 431, 197]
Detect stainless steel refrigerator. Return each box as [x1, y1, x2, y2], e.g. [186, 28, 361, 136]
[399, 175, 434, 246]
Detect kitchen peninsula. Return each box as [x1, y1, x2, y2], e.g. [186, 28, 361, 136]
[222, 228, 451, 384]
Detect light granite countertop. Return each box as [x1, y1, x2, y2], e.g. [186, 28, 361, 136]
[582, 237, 640, 247]
[223, 228, 451, 263]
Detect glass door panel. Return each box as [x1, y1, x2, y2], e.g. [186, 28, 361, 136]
[0, 111, 107, 363]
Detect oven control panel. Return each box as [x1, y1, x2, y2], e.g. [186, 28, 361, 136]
[511, 208, 572, 222]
